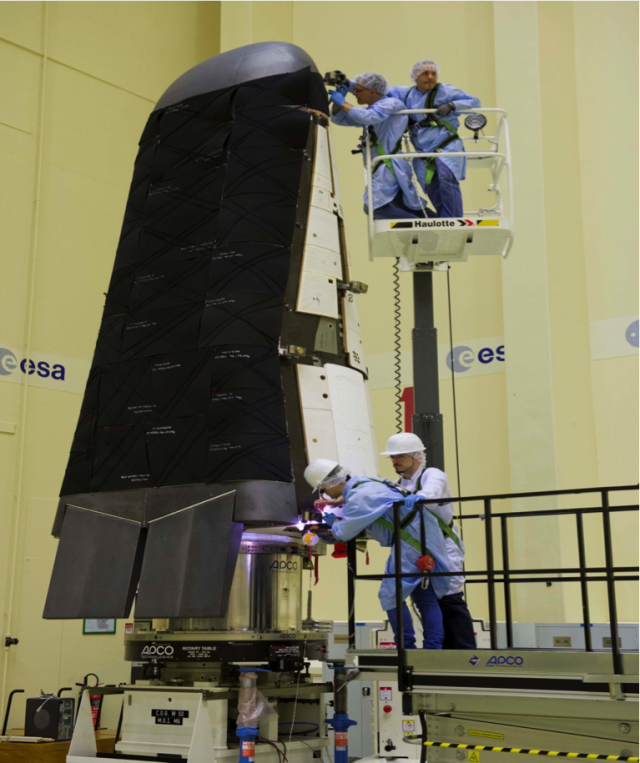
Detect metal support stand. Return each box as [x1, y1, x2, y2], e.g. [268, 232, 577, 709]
[327, 669, 357, 763]
[412, 271, 444, 470]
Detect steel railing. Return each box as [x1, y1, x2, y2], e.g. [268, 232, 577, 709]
[346, 483, 639, 691]
[364, 107, 513, 249]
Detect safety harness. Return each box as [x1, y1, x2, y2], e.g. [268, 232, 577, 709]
[398, 468, 462, 550]
[350, 478, 436, 571]
[405, 84, 460, 185]
[366, 126, 403, 178]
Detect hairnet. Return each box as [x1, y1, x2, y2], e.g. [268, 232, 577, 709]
[321, 464, 350, 490]
[353, 72, 390, 95]
[410, 60, 440, 82]
[410, 450, 426, 466]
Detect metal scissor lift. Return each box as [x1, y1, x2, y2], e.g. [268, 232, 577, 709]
[365, 108, 514, 265]
[342, 485, 639, 763]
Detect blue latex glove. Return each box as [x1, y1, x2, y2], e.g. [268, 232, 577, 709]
[402, 495, 424, 509]
[329, 90, 346, 106]
[335, 83, 348, 95]
[323, 512, 339, 526]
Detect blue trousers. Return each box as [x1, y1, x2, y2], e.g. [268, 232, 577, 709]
[439, 592, 476, 649]
[366, 191, 433, 220]
[425, 161, 463, 218]
[387, 583, 444, 650]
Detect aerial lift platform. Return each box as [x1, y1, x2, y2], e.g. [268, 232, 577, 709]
[365, 108, 513, 265]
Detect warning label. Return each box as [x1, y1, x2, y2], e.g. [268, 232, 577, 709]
[468, 751, 481, 763]
[403, 721, 416, 735]
[469, 730, 505, 740]
[379, 687, 392, 701]
[335, 731, 348, 751]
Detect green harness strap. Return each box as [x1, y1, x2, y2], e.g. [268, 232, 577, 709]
[414, 83, 461, 186]
[351, 477, 437, 558]
[370, 130, 403, 179]
[374, 516, 428, 555]
[397, 470, 462, 550]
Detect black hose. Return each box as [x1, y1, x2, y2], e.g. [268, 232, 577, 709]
[419, 709, 428, 763]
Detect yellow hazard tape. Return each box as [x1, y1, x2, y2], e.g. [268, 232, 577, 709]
[402, 736, 638, 762]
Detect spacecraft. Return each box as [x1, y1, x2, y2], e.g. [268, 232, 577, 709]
[42, 41, 376, 761]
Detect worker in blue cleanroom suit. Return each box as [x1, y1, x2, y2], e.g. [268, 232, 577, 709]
[386, 60, 481, 218]
[304, 459, 450, 649]
[329, 72, 424, 220]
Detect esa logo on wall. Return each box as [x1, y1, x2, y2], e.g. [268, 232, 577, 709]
[0, 347, 66, 379]
[446, 343, 505, 374]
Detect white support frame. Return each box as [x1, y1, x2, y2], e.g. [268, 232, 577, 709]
[365, 108, 513, 259]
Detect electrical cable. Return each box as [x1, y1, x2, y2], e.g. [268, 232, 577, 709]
[445, 267, 468, 601]
[445, 267, 463, 528]
[260, 736, 287, 763]
[287, 642, 306, 744]
[278, 722, 319, 735]
[393, 258, 402, 433]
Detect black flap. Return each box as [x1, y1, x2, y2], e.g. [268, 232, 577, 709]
[43, 506, 143, 619]
[135, 490, 242, 618]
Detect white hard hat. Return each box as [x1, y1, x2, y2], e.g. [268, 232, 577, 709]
[380, 432, 426, 456]
[304, 458, 340, 489]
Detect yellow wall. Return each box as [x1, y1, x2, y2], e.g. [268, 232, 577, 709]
[0, 0, 637, 723]
[0, 0, 220, 727]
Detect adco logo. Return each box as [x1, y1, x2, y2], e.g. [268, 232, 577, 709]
[0, 347, 66, 380]
[446, 344, 505, 374]
[269, 560, 298, 572]
[486, 655, 524, 667]
[141, 644, 175, 658]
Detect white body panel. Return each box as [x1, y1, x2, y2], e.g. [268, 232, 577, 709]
[297, 363, 378, 478]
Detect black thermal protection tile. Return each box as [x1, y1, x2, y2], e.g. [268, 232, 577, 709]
[146, 416, 208, 486]
[97, 359, 157, 427]
[206, 432, 292, 483]
[121, 303, 203, 360]
[150, 349, 212, 419]
[91, 423, 153, 491]
[207, 244, 291, 298]
[199, 292, 283, 348]
[129, 257, 209, 313]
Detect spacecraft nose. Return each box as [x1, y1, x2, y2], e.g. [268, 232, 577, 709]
[155, 41, 321, 111]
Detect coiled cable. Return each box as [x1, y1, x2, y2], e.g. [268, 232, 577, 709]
[393, 258, 402, 432]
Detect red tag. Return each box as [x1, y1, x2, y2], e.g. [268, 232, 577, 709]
[365, 550, 370, 566]
[332, 542, 348, 559]
[417, 554, 435, 572]
[89, 694, 101, 728]
[242, 740, 255, 760]
[314, 555, 319, 586]
[335, 731, 348, 750]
